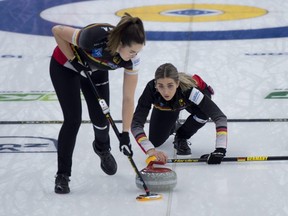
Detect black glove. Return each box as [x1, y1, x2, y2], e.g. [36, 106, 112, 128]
[201, 148, 226, 164]
[69, 56, 91, 77]
[119, 132, 133, 156]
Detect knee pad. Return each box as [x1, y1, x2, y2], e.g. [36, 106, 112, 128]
[93, 124, 110, 148]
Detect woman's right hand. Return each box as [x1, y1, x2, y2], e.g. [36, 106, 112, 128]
[146, 149, 168, 164]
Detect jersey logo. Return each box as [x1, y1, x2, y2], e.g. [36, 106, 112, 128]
[189, 88, 204, 105]
[101, 27, 110, 32]
[92, 48, 103, 57]
[132, 56, 140, 65]
[93, 41, 106, 48]
[178, 98, 186, 107]
[113, 56, 121, 64]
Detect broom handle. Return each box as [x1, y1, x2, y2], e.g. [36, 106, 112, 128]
[84, 70, 153, 195]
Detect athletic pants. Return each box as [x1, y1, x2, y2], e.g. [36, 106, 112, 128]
[50, 57, 110, 176]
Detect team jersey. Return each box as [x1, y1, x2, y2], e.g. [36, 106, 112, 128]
[131, 78, 228, 152]
[52, 23, 140, 73]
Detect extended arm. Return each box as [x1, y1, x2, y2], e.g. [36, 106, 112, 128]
[131, 81, 168, 163]
[122, 70, 138, 132]
[118, 69, 138, 156]
[188, 88, 227, 164]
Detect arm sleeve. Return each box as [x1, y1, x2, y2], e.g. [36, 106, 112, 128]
[189, 88, 228, 149]
[131, 82, 155, 153]
[75, 24, 112, 50]
[124, 55, 140, 74]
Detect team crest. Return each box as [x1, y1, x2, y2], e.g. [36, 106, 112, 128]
[113, 56, 121, 64]
[179, 99, 186, 107]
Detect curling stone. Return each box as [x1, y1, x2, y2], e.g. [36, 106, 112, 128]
[135, 161, 177, 192]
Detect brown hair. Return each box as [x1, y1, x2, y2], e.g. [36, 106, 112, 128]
[155, 63, 197, 91]
[107, 13, 146, 55]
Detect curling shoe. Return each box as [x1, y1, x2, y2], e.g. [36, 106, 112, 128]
[173, 136, 191, 156]
[93, 141, 117, 175]
[55, 174, 70, 194]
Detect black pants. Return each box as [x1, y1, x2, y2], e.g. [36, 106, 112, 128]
[149, 88, 211, 147]
[50, 58, 110, 176]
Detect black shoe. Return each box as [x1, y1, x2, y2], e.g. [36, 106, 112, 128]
[93, 141, 117, 175]
[55, 174, 70, 194]
[173, 136, 191, 155]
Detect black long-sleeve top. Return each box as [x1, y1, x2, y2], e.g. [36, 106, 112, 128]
[131, 78, 227, 152]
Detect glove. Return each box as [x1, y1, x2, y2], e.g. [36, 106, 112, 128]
[201, 148, 226, 164]
[119, 132, 133, 156]
[69, 56, 91, 77]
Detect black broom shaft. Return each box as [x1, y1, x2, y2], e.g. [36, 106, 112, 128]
[84, 71, 151, 195]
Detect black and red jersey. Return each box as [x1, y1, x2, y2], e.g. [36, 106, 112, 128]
[52, 24, 140, 72]
[131, 77, 227, 151]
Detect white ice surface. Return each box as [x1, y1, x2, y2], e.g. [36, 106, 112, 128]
[1, 0, 288, 215]
[1, 123, 288, 216]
